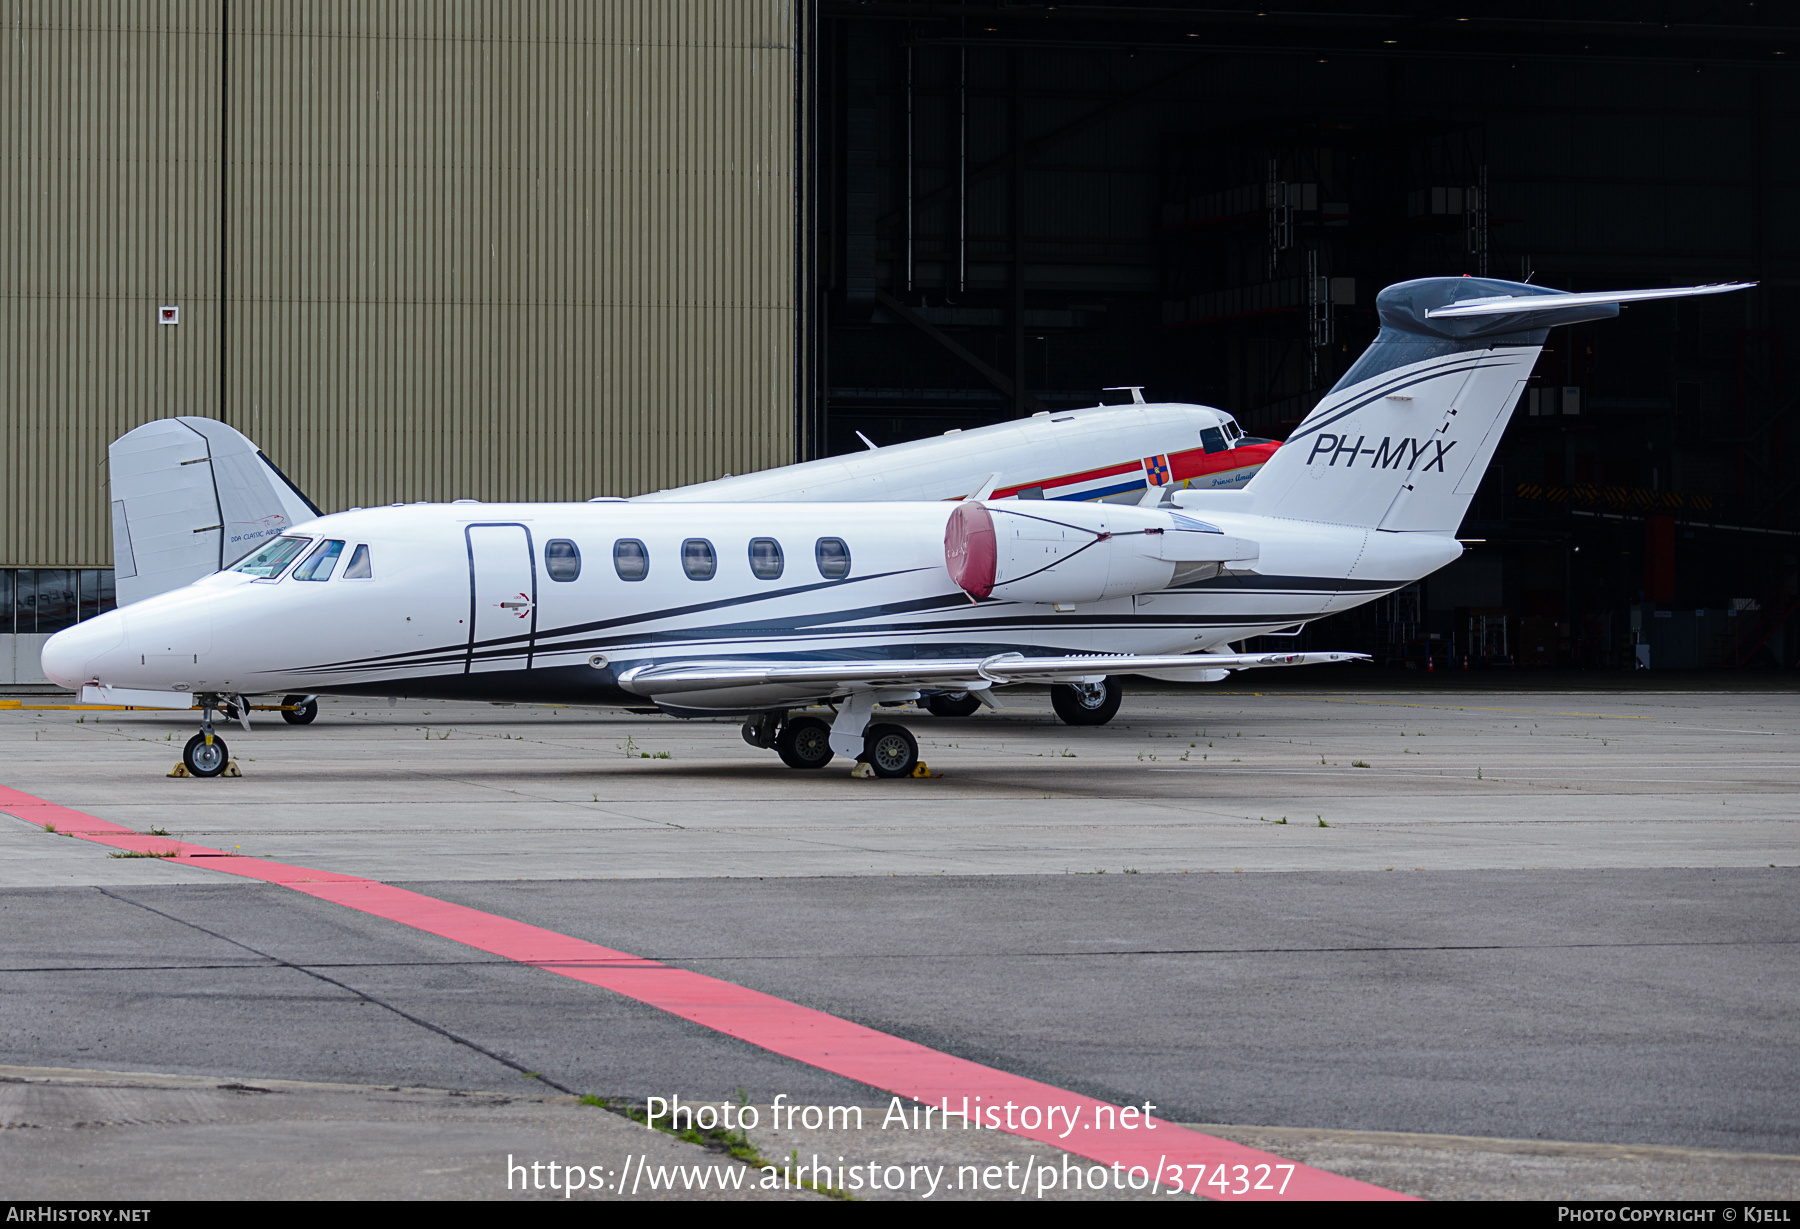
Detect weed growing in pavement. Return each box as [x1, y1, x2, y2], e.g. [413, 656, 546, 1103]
[579, 1092, 852, 1200]
[1317, 816, 1329, 827]
[43, 823, 55, 833]
[1352, 761, 1370, 768]
[148, 827, 169, 836]
[110, 848, 179, 859]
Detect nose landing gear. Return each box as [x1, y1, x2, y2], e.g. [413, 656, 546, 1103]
[179, 695, 231, 778]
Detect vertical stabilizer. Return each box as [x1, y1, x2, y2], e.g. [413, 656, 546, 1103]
[1245, 276, 1748, 533]
[111, 417, 319, 606]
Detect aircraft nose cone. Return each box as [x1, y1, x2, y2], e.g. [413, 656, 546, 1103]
[40, 610, 127, 690]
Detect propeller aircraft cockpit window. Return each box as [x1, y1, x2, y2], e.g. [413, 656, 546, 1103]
[229, 535, 312, 578]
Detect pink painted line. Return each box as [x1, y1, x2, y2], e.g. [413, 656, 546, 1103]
[2, 783, 1409, 1200]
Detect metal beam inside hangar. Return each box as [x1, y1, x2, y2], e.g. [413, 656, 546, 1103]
[809, 0, 1799, 673]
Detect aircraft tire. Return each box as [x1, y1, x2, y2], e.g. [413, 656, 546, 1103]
[861, 723, 919, 778]
[922, 691, 981, 718]
[183, 732, 230, 778]
[281, 695, 319, 725]
[776, 716, 835, 770]
[1050, 678, 1122, 727]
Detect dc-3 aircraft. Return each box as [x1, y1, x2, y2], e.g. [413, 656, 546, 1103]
[45, 275, 1748, 778]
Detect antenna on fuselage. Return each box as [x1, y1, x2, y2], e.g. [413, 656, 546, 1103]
[1102, 386, 1147, 404]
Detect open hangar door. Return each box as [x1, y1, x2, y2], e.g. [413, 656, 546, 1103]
[802, 2, 1798, 671]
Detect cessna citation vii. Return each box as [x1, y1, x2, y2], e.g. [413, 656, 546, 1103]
[47, 275, 1747, 778]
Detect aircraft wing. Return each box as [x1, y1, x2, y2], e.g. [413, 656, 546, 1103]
[616, 650, 1367, 697]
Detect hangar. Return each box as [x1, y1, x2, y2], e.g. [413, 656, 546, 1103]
[3, 2, 1796, 682]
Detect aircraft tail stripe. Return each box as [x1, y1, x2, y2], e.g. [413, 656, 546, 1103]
[0, 782, 1408, 1203]
[1282, 356, 1518, 446]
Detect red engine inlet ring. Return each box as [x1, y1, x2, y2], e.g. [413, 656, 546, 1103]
[944, 500, 997, 599]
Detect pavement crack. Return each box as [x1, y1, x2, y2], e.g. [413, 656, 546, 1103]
[88, 886, 578, 1096]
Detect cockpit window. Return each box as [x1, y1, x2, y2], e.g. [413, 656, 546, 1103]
[292, 539, 345, 581]
[229, 535, 312, 578]
[1199, 426, 1228, 454]
[1223, 419, 1244, 441]
[343, 544, 373, 579]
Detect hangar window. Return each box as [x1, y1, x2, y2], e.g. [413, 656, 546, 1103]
[613, 539, 649, 581]
[1199, 426, 1228, 454]
[544, 539, 581, 581]
[292, 539, 345, 582]
[748, 537, 784, 580]
[343, 544, 373, 579]
[229, 535, 311, 578]
[815, 537, 851, 580]
[682, 538, 716, 581]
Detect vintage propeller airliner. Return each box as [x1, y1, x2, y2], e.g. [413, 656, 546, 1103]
[45, 276, 1748, 777]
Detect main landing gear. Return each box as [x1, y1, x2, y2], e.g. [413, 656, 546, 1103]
[920, 690, 982, 718]
[1050, 677, 1123, 727]
[281, 694, 319, 724]
[742, 702, 923, 778]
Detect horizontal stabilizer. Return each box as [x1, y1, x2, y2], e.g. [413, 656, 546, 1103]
[618, 650, 1366, 697]
[1425, 282, 1753, 319]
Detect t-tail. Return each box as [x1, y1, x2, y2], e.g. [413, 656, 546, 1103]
[1246, 276, 1752, 533]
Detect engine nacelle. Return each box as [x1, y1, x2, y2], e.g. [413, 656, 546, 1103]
[944, 499, 1259, 606]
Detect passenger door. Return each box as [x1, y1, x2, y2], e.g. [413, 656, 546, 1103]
[465, 524, 537, 674]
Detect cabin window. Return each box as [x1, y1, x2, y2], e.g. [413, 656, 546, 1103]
[682, 538, 716, 581]
[545, 539, 581, 581]
[815, 537, 851, 580]
[292, 539, 344, 581]
[613, 539, 649, 581]
[748, 537, 784, 580]
[343, 544, 373, 579]
[1199, 426, 1228, 454]
[229, 535, 311, 578]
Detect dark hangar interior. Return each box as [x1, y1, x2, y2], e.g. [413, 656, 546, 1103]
[805, 1, 1797, 670]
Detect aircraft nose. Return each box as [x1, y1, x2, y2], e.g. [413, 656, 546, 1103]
[40, 610, 127, 690]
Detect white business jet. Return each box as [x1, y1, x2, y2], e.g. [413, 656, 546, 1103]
[47, 275, 1747, 778]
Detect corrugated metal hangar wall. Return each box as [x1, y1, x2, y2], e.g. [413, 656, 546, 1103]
[1, 1, 803, 571]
